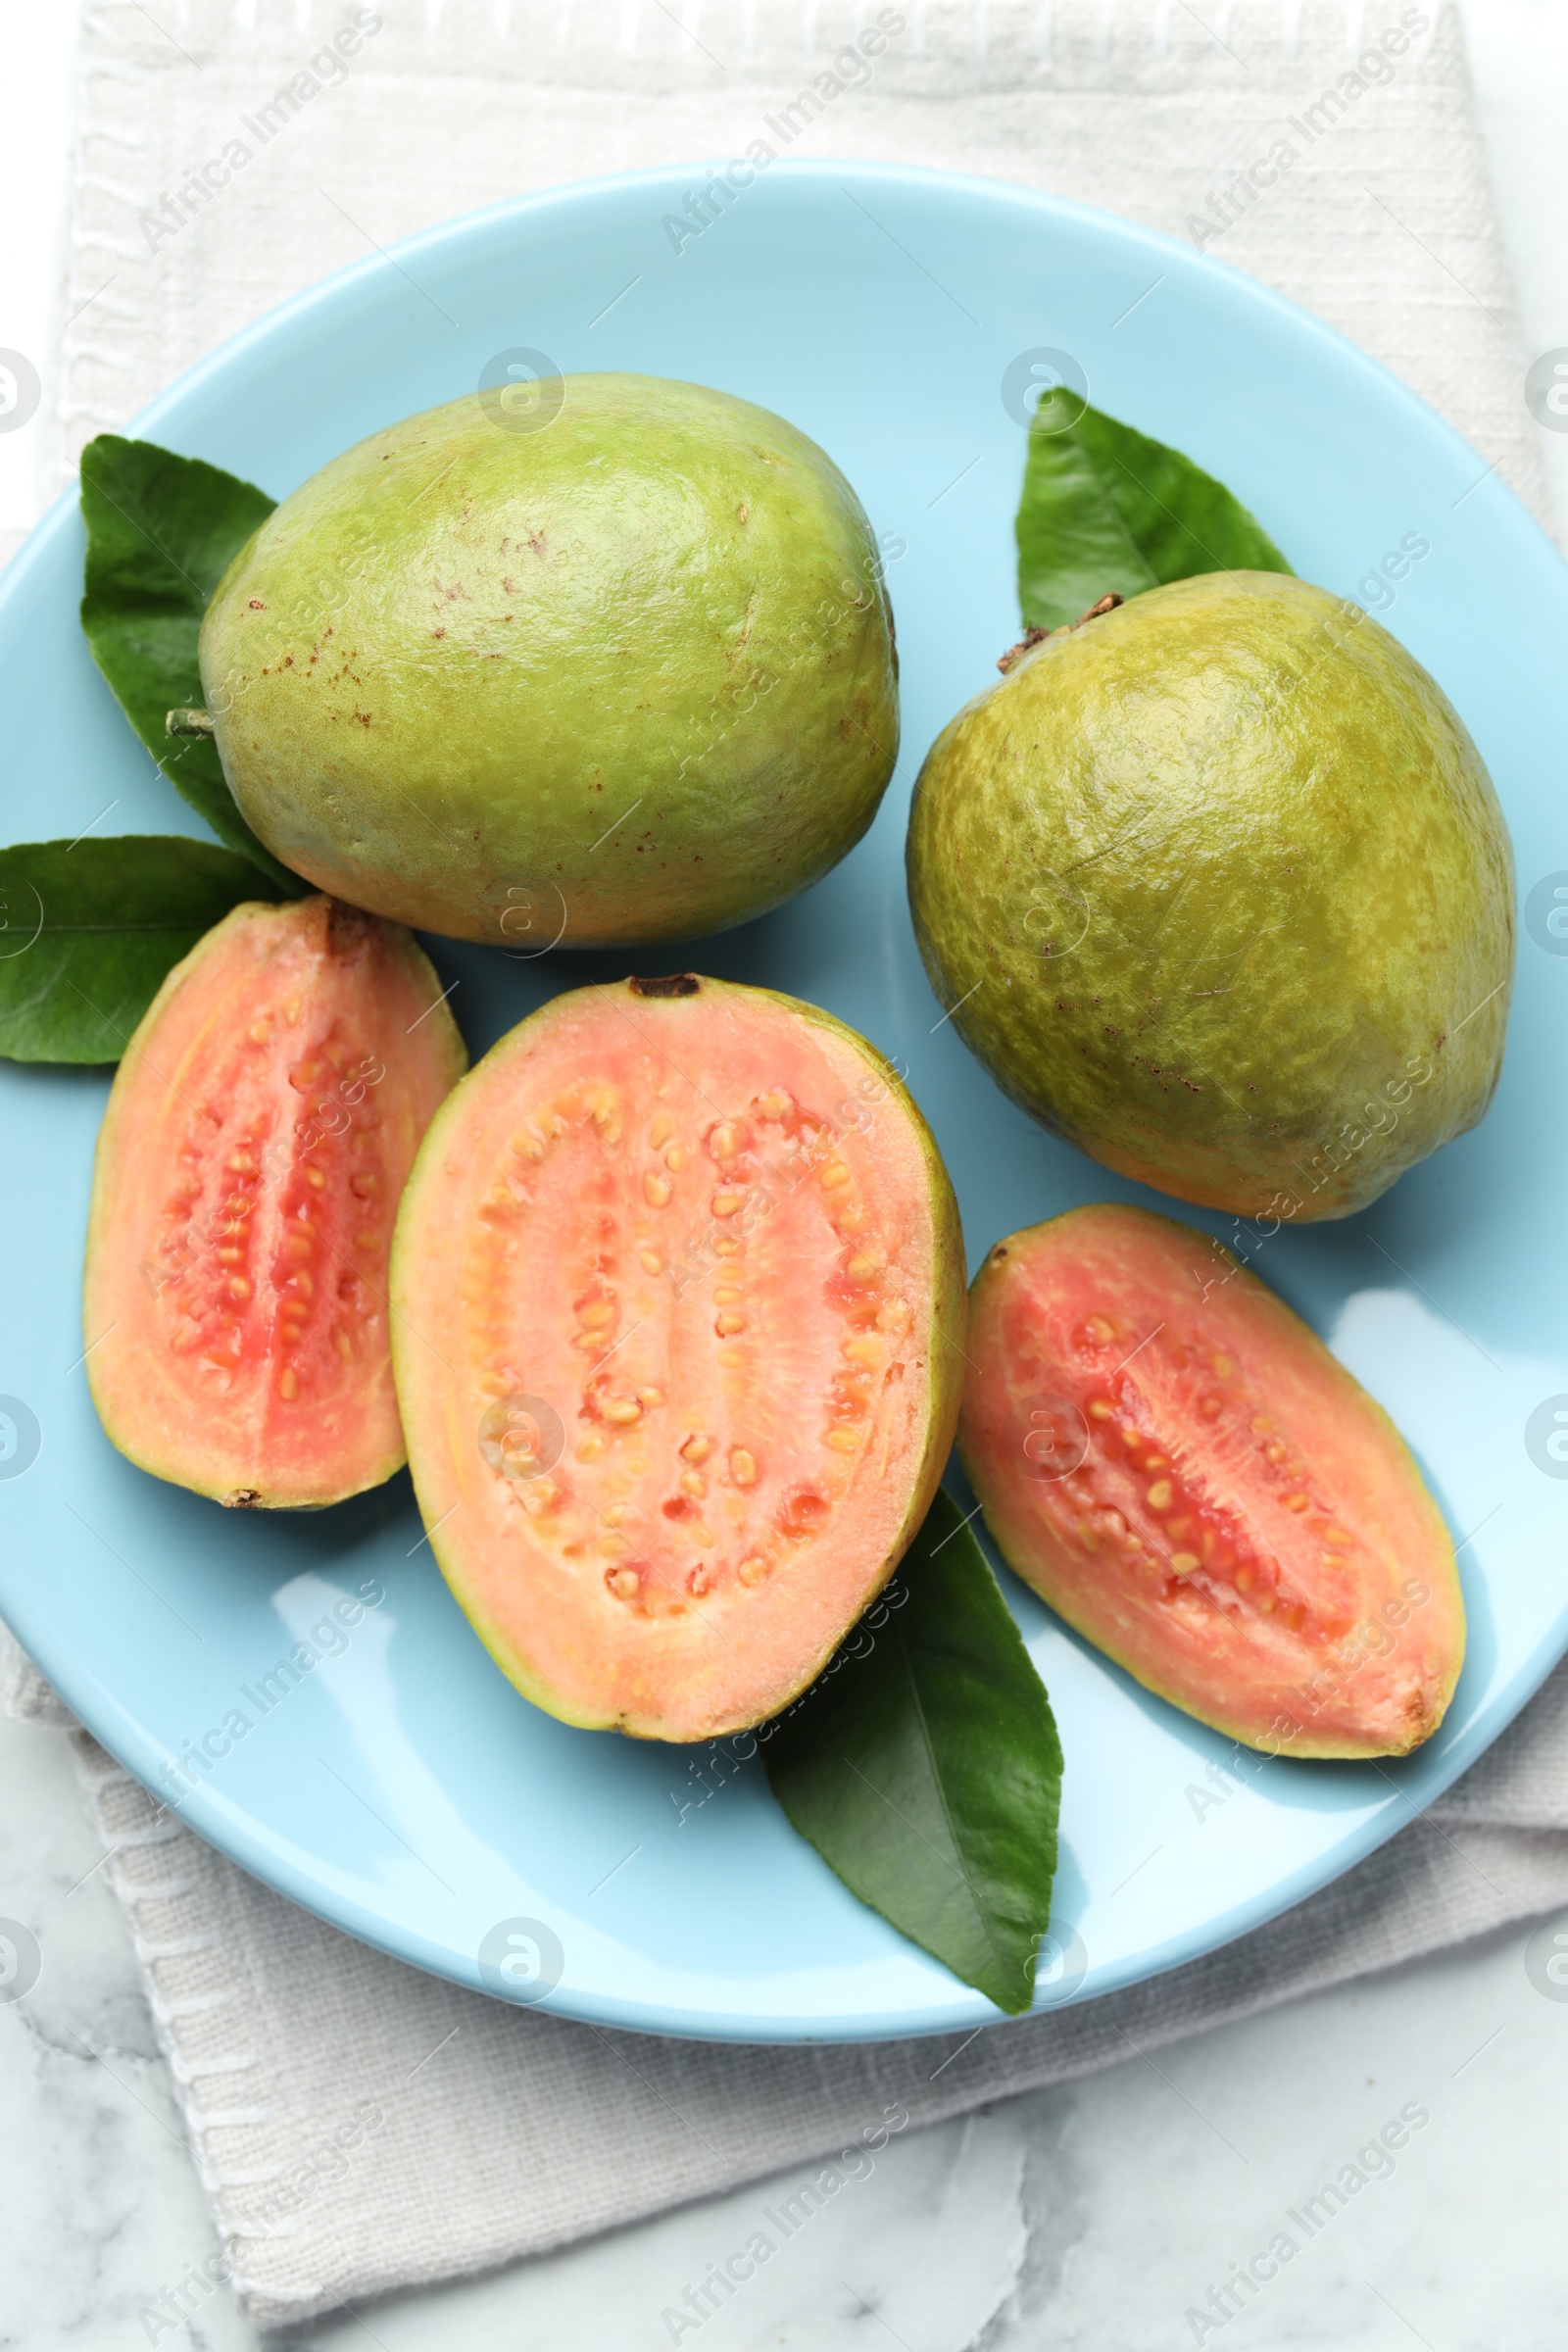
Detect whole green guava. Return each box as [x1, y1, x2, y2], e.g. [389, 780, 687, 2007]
[906, 571, 1514, 1219]
[199, 374, 898, 947]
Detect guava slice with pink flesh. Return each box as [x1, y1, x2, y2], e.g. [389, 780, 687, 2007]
[390, 974, 967, 1742]
[84, 895, 466, 1508]
[959, 1202, 1464, 1759]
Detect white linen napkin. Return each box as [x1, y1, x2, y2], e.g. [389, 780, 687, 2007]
[4, 0, 1564, 2325]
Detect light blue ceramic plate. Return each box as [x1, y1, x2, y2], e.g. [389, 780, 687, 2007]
[2, 164, 1565, 2043]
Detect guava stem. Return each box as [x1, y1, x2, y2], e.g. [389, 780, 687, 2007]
[167, 706, 215, 737]
[629, 973, 700, 999]
[997, 593, 1125, 675]
[997, 626, 1052, 675]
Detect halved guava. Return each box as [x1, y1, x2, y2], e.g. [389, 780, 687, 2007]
[959, 1203, 1464, 1759]
[84, 896, 466, 1508]
[390, 975, 966, 1742]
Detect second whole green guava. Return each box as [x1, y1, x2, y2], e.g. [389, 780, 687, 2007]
[198, 374, 899, 947]
[906, 571, 1514, 1219]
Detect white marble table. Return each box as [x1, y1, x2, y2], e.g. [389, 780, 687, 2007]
[4, 5, 1568, 2343]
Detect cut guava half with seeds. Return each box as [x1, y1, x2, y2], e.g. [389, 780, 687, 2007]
[959, 1202, 1465, 1759]
[390, 974, 966, 1742]
[83, 895, 466, 1508]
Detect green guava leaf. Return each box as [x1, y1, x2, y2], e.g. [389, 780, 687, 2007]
[762, 1488, 1063, 2016]
[1016, 398, 1294, 633]
[78, 435, 304, 893]
[0, 836, 284, 1064]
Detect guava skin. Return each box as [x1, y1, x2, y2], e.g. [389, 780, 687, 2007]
[906, 571, 1514, 1219]
[199, 374, 899, 948]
